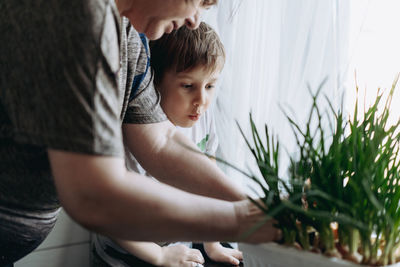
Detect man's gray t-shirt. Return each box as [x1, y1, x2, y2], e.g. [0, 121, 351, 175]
[0, 0, 166, 260]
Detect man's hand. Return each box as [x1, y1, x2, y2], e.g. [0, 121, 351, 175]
[234, 199, 281, 243]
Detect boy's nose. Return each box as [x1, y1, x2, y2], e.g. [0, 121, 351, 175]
[194, 90, 207, 106]
[185, 11, 201, 30]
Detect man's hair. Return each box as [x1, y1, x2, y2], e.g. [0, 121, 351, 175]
[149, 22, 225, 86]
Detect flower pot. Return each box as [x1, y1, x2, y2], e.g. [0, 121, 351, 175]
[239, 243, 400, 267]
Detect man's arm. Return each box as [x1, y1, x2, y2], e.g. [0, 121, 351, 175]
[123, 121, 245, 201]
[48, 149, 279, 243]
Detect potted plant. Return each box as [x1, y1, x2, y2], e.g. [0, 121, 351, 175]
[237, 76, 400, 266]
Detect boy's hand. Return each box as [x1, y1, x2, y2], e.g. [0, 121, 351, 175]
[203, 242, 243, 266]
[159, 244, 204, 267]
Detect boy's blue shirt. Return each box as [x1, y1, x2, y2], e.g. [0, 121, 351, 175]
[130, 33, 150, 101]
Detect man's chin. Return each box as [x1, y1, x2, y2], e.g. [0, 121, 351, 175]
[145, 30, 165, 40]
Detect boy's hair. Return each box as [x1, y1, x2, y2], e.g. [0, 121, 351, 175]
[149, 22, 225, 86]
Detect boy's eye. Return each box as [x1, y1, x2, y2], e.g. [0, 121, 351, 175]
[206, 84, 215, 90]
[182, 84, 193, 89]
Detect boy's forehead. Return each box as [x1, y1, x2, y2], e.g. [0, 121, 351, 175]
[175, 64, 222, 78]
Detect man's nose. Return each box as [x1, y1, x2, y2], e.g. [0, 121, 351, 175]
[185, 11, 201, 29]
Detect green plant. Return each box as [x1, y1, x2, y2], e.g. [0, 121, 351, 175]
[240, 76, 400, 266]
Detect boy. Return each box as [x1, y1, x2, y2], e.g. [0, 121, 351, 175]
[93, 22, 243, 267]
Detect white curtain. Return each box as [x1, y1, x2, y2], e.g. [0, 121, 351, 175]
[203, 0, 351, 194]
[346, 0, 400, 126]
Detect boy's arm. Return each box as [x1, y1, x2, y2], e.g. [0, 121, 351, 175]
[48, 149, 280, 243]
[114, 241, 164, 266]
[123, 120, 245, 201]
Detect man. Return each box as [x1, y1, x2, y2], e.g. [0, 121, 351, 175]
[0, 0, 279, 265]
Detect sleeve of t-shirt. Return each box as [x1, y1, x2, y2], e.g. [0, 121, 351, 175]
[205, 109, 219, 156]
[1, 1, 124, 157]
[122, 30, 167, 124]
